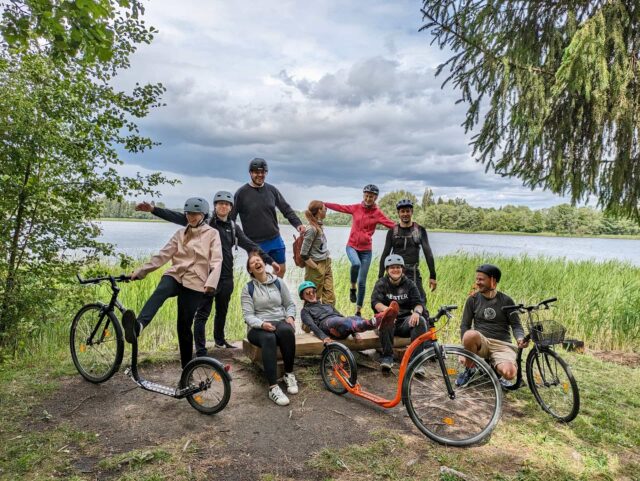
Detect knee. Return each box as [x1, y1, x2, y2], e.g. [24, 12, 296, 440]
[462, 330, 481, 348]
[278, 323, 295, 340]
[497, 362, 517, 380]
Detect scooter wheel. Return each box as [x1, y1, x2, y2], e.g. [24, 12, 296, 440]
[320, 343, 357, 395]
[180, 357, 231, 414]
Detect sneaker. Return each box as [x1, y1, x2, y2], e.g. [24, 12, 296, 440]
[355, 309, 362, 317]
[269, 385, 290, 406]
[380, 356, 394, 372]
[349, 288, 357, 303]
[215, 341, 237, 349]
[283, 373, 299, 394]
[499, 377, 514, 390]
[374, 301, 399, 331]
[455, 367, 477, 387]
[122, 310, 142, 344]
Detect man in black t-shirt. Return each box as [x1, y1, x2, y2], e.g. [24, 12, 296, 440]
[231, 158, 304, 278]
[371, 254, 428, 372]
[457, 264, 528, 387]
[378, 199, 436, 304]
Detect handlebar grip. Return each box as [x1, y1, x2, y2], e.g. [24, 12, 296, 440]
[502, 304, 522, 312]
[444, 304, 458, 310]
[541, 297, 557, 304]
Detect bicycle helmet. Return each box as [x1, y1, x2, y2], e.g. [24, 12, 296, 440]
[213, 190, 234, 206]
[183, 197, 210, 217]
[249, 157, 268, 172]
[298, 280, 317, 299]
[384, 254, 405, 268]
[396, 198, 414, 210]
[363, 184, 379, 195]
[476, 264, 501, 282]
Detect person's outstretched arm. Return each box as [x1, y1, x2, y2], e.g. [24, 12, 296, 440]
[324, 202, 356, 215]
[376, 209, 395, 229]
[132, 231, 179, 279]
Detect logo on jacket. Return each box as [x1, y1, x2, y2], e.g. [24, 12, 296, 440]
[387, 293, 408, 301]
[483, 307, 497, 320]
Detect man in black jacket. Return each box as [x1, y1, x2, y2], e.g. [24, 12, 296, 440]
[231, 158, 304, 278]
[136, 191, 279, 354]
[378, 198, 436, 304]
[372, 254, 428, 371]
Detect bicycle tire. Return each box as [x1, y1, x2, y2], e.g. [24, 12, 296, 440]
[403, 345, 502, 446]
[181, 358, 231, 415]
[320, 343, 357, 395]
[526, 348, 579, 422]
[70, 303, 124, 383]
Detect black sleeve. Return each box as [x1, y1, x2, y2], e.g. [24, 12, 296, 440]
[504, 294, 525, 340]
[378, 229, 393, 278]
[152, 207, 188, 226]
[301, 307, 328, 340]
[460, 296, 475, 340]
[370, 278, 388, 311]
[407, 280, 423, 311]
[273, 185, 302, 228]
[235, 224, 274, 264]
[420, 226, 436, 280]
[230, 188, 240, 221]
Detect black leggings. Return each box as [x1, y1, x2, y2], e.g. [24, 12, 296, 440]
[137, 275, 205, 368]
[247, 322, 296, 386]
[193, 277, 233, 356]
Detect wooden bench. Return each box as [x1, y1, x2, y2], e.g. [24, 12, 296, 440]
[242, 331, 411, 376]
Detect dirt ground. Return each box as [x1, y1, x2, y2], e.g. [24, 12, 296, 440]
[589, 349, 640, 368]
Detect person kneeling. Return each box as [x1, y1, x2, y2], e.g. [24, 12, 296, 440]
[298, 281, 398, 344]
[242, 251, 298, 406]
[371, 254, 429, 372]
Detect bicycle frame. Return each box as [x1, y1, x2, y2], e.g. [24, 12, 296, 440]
[331, 326, 455, 408]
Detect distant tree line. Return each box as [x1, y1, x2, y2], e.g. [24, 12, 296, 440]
[99, 199, 166, 220]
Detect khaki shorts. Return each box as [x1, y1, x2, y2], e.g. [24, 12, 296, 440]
[476, 332, 517, 368]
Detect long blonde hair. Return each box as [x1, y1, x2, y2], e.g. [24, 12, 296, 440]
[304, 200, 324, 234]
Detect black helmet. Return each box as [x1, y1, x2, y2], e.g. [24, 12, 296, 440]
[249, 157, 268, 172]
[476, 264, 501, 282]
[396, 198, 414, 210]
[363, 184, 379, 195]
[213, 191, 234, 206]
[184, 197, 210, 217]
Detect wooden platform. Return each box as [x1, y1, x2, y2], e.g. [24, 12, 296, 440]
[242, 331, 411, 375]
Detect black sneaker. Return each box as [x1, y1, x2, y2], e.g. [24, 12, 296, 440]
[215, 341, 237, 349]
[122, 309, 141, 344]
[349, 288, 357, 303]
[455, 367, 477, 387]
[380, 356, 394, 372]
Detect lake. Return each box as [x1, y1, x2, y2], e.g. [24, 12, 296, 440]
[96, 221, 640, 266]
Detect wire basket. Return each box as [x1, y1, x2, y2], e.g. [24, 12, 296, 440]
[528, 320, 566, 346]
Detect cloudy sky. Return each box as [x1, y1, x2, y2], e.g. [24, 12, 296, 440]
[118, 0, 566, 210]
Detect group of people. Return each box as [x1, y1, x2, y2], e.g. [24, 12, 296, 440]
[122, 157, 526, 406]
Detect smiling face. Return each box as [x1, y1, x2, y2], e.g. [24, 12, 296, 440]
[363, 192, 377, 206]
[247, 254, 265, 276]
[475, 272, 496, 293]
[302, 287, 317, 303]
[215, 201, 232, 217]
[250, 169, 267, 186]
[185, 212, 204, 227]
[386, 264, 403, 281]
[398, 207, 413, 224]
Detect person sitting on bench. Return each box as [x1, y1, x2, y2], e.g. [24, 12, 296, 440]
[299, 280, 398, 344]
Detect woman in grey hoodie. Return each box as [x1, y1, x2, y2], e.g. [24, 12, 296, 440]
[242, 251, 298, 406]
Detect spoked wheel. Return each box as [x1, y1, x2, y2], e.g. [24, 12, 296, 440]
[403, 345, 502, 447]
[526, 348, 579, 422]
[70, 304, 124, 383]
[181, 358, 231, 415]
[320, 343, 357, 395]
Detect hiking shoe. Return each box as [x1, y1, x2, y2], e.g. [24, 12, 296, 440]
[215, 341, 237, 349]
[349, 288, 357, 303]
[269, 385, 290, 406]
[380, 356, 394, 372]
[122, 310, 142, 344]
[374, 301, 399, 331]
[499, 377, 514, 390]
[455, 367, 477, 387]
[283, 373, 299, 394]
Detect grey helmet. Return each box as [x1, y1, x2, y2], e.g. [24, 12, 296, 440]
[384, 254, 405, 268]
[183, 197, 210, 217]
[363, 184, 379, 195]
[249, 157, 268, 172]
[213, 191, 234, 206]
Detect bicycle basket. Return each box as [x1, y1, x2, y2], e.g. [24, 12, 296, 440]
[528, 320, 566, 346]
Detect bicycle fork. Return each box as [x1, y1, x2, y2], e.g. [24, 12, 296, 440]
[433, 343, 456, 400]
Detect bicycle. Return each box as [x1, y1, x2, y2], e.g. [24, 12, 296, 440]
[501, 297, 580, 422]
[320, 305, 503, 447]
[70, 274, 232, 414]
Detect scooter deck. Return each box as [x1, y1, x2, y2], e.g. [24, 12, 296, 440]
[139, 379, 177, 397]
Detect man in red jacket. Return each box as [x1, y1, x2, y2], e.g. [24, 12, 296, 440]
[325, 184, 394, 316]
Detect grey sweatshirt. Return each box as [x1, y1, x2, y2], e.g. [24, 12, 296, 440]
[300, 225, 329, 262]
[241, 273, 297, 330]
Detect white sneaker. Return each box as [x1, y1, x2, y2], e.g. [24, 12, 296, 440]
[269, 385, 290, 406]
[283, 372, 299, 395]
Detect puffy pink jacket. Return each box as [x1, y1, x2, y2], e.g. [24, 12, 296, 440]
[133, 224, 222, 292]
[324, 202, 394, 251]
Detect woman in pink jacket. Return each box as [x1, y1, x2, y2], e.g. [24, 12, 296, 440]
[325, 184, 394, 317]
[124, 197, 223, 368]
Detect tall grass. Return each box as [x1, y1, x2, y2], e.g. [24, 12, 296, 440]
[23, 254, 640, 361]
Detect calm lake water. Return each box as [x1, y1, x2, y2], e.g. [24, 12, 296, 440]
[96, 221, 640, 266]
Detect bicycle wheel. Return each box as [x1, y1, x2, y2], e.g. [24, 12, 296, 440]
[403, 345, 502, 446]
[70, 303, 124, 383]
[181, 358, 231, 415]
[320, 343, 357, 395]
[526, 348, 579, 422]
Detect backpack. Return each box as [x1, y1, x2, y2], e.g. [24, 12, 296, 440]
[293, 227, 319, 268]
[392, 222, 421, 247]
[247, 278, 282, 297]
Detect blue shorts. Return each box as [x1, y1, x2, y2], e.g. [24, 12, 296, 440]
[258, 235, 286, 264]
